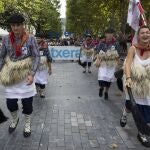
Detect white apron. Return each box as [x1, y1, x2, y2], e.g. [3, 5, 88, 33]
[5, 79, 36, 99]
[81, 54, 93, 63]
[35, 68, 49, 85]
[35, 51, 49, 84]
[98, 62, 116, 82]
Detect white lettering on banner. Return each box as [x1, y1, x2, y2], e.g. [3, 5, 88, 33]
[49, 46, 81, 60]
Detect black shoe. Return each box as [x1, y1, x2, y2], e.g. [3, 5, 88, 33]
[120, 115, 127, 127]
[104, 92, 108, 100]
[40, 94, 45, 98]
[137, 132, 150, 147]
[23, 130, 31, 138]
[83, 70, 86, 73]
[0, 116, 8, 124]
[9, 118, 19, 134]
[88, 70, 91, 73]
[0, 109, 8, 124]
[99, 88, 104, 97]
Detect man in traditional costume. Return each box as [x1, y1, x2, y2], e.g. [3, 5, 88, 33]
[94, 28, 120, 100]
[80, 34, 95, 73]
[120, 26, 150, 147]
[0, 13, 40, 137]
[35, 33, 52, 98]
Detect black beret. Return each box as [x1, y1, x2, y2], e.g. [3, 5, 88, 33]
[85, 33, 92, 38]
[8, 13, 25, 24]
[105, 28, 115, 34]
[36, 32, 45, 38]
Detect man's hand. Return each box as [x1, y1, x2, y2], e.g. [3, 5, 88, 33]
[26, 74, 34, 85]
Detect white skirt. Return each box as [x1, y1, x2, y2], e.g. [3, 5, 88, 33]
[81, 54, 92, 63]
[98, 64, 116, 82]
[35, 69, 49, 85]
[5, 79, 36, 99]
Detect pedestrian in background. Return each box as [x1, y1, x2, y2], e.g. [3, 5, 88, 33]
[95, 28, 120, 100]
[35, 33, 52, 98]
[80, 34, 95, 73]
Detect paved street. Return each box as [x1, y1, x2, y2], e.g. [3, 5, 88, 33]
[0, 62, 148, 150]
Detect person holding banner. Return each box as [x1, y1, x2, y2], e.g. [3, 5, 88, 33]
[94, 28, 120, 100]
[120, 26, 150, 147]
[80, 34, 95, 73]
[0, 13, 40, 137]
[35, 33, 52, 98]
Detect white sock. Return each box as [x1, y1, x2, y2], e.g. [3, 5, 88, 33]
[122, 108, 128, 116]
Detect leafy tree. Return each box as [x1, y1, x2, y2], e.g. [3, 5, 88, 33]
[66, 0, 149, 35]
[0, 0, 62, 35]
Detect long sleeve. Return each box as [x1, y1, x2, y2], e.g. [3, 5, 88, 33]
[0, 37, 7, 71]
[43, 41, 52, 63]
[95, 43, 105, 53]
[30, 36, 40, 76]
[95, 44, 100, 54]
[46, 49, 52, 63]
[115, 42, 121, 52]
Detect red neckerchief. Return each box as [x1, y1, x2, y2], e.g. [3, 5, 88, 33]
[105, 38, 116, 45]
[84, 39, 93, 48]
[134, 43, 150, 56]
[9, 32, 28, 57]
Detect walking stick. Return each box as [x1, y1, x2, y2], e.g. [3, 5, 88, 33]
[126, 86, 150, 135]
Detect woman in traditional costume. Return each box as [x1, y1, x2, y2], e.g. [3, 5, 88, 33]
[80, 34, 95, 73]
[94, 28, 120, 100]
[120, 26, 150, 147]
[0, 13, 40, 137]
[35, 33, 52, 98]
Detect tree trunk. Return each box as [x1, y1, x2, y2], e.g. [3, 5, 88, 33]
[36, 23, 41, 34]
[120, 0, 128, 33]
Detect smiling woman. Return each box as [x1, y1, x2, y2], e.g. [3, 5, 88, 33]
[121, 26, 150, 147]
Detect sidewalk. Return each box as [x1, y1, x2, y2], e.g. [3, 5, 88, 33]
[0, 62, 147, 150]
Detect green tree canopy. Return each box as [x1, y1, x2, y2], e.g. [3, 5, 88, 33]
[66, 0, 149, 36]
[0, 0, 62, 36]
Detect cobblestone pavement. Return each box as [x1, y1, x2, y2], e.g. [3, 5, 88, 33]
[0, 62, 148, 150]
